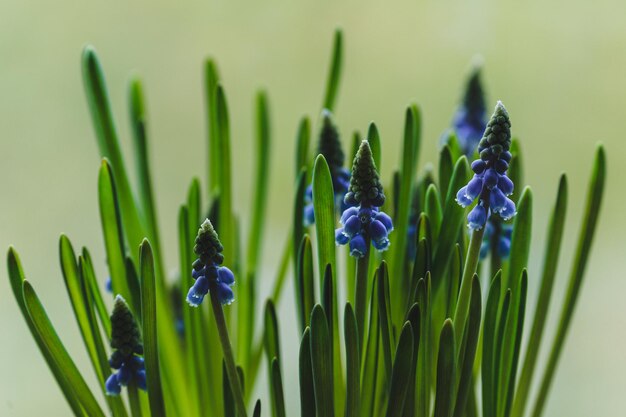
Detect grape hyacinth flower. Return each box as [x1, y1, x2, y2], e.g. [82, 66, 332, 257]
[336, 140, 393, 257]
[480, 220, 513, 259]
[456, 101, 516, 230]
[187, 219, 235, 306]
[105, 296, 146, 395]
[304, 109, 351, 226]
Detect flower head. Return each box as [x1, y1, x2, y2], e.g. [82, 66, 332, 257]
[105, 296, 146, 395]
[336, 140, 393, 257]
[187, 219, 235, 306]
[446, 63, 488, 157]
[480, 219, 513, 259]
[304, 110, 351, 226]
[456, 101, 516, 230]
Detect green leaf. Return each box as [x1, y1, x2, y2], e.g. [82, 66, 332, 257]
[59, 236, 104, 382]
[438, 146, 453, 204]
[508, 139, 523, 205]
[247, 91, 271, 275]
[425, 184, 443, 241]
[493, 290, 512, 417]
[299, 328, 316, 417]
[253, 400, 262, 417]
[128, 77, 164, 281]
[431, 156, 470, 288]
[294, 169, 307, 286]
[98, 158, 140, 314]
[139, 240, 166, 417]
[344, 303, 360, 417]
[82, 46, 145, 264]
[481, 272, 502, 417]
[81, 248, 111, 336]
[386, 323, 415, 417]
[367, 122, 382, 171]
[501, 271, 528, 417]
[512, 175, 568, 417]
[215, 84, 235, 268]
[415, 277, 432, 417]
[270, 358, 286, 417]
[295, 117, 311, 177]
[204, 59, 221, 197]
[531, 145, 606, 417]
[361, 274, 381, 417]
[295, 235, 315, 332]
[7, 248, 87, 416]
[23, 280, 106, 417]
[504, 187, 532, 293]
[310, 305, 335, 417]
[401, 303, 421, 417]
[433, 320, 456, 417]
[312, 155, 337, 287]
[453, 276, 482, 417]
[264, 300, 281, 366]
[377, 261, 394, 380]
[322, 28, 343, 112]
[391, 105, 421, 324]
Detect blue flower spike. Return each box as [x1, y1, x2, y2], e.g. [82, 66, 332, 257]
[456, 101, 516, 230]
[304, 110, 351, 226]
[105, 295, 146, 395]
[336, 140, 393, 257]
[187, 219, 235, 306]
[450, 60, 488, 157]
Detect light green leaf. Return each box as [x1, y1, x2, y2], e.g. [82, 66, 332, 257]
[322, 29, 343, 112]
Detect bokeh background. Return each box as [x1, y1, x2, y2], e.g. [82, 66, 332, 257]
[1, 1, 624, 416]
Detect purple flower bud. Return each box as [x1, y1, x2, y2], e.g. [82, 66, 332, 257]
[483, 168, 499, 189]
[343, 215, 361, 237]
[456, 186, 474, 207]
[216, 282, 235, 305]
[466, 176, 484, 199]
[374, 212, 393, 232]
[471, 160, 487, 174]
[498, 175, 514, 196]
[500, 198, 516, 220]
[105, 373, 121, 396]
[369, 220, 388, 242]
[468, 204, 487, 230]
[217, 266, 235, 286]
[490, 187, 507, 213]
[349, 234, 367, 258]
[340, 206, 359, 225]
[335, 228, 350, 245]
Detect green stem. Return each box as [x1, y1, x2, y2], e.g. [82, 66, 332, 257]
[128, 385, 143, 417]
[210, 290, 248, 417]
[453, 227, 485, 344]
[354, 240, 371, 356]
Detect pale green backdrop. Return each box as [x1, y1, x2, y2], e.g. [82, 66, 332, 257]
[0, 1, 624, 416]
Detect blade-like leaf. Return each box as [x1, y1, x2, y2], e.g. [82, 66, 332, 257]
[139, 240, 166, 417]
[531, 145, 606, 417]
[310, 305, 335, 417]
[23, 280, 105, 417]
[386, 323, 415, 417]
[344, 303, 360, 417]
[434, 320, 456, 417]
[299, 328, 316, 417]
[322, 28, 343, 112]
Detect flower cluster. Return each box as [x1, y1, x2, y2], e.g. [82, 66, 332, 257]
[456, 101, 516, 230]
[187, 219, 235, 306]
[451, 65, 488, 157]
[480, 220, 513, 259]
[336, 140, 393, 257]
[304, 110, 351, 226]
[105, 296, 146, 395]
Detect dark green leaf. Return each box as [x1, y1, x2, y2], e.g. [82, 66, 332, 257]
[433, 320, 456, 417]
[322, 29, 343, 112]
[310, 305, 335, 417]
[386, 323, 415, 417]
[299, 328, 316, 417]
[344, 303, 360, 417]
[23, 280, 105, 417]
[270, 358, 286, 417]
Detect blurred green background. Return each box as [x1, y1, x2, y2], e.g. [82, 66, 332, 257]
[1, 1, 624, 416]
